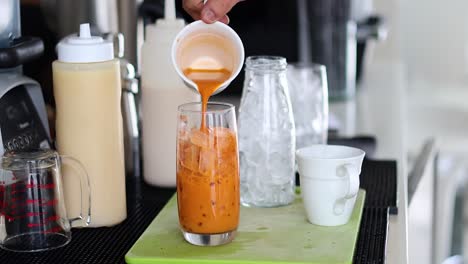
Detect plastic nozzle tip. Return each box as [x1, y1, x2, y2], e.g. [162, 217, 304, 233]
[79, 23, 92, 38]
[164, 0, 176, 20]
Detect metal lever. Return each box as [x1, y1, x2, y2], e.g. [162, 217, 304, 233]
[103, 32, 141, 177]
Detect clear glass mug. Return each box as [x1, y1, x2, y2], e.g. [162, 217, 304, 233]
[0, 149, 91, 252]
[176, 102, 240, 246]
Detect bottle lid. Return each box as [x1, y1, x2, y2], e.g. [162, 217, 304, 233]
[56, 23, 114, 63]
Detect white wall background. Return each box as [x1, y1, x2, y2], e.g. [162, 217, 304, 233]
[371, 0, 468, 263]
[400, 0, 468, 82]
[374, 0, 468, 82]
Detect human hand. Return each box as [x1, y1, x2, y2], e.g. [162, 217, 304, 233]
[182, 0, 242, 24]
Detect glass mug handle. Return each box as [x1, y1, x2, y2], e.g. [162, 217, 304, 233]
[333, 163, 360, 215]
[58, 154, 91, 227]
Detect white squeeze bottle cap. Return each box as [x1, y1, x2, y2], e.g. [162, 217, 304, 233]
[145, 0, 185, 42]
[57, 23, 114, 63]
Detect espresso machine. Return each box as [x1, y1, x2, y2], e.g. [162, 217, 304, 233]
[0, 0, 51, 155]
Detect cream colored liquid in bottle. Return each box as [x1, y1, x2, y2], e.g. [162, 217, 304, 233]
[53, 24, 126, 227]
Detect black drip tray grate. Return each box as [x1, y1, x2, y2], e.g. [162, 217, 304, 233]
[354, 158, 397, 263]
[353, 208, 389, 264]
[360, 159, 398, 213]
[0, 159, 397, 264]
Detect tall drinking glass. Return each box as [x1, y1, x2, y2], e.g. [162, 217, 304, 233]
[176, 102, 240, 246]
[287, 63, 329, 150]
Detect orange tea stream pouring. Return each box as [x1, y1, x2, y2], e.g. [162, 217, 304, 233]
[183, 68, 232, 130]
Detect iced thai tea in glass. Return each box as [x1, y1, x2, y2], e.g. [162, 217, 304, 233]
[176, 102, 240, 246]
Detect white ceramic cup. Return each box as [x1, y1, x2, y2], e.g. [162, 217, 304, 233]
[296, 145, 365, 226]
[171, 20, 245, 95]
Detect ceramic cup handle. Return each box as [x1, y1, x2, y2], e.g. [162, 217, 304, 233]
[343, 164, 360, 199]
[333, 163, 360, 215]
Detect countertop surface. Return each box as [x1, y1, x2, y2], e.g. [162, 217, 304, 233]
[216, 59, 409, 264]
[127, 191, 366, 264]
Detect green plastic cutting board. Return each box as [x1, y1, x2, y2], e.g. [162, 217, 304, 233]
[126, 190, 365, 264]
